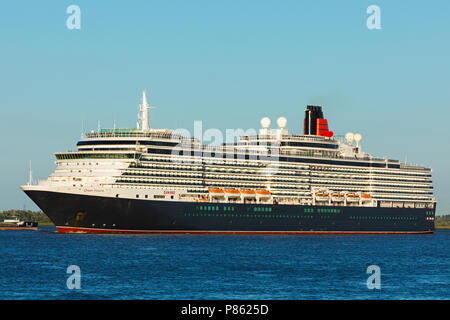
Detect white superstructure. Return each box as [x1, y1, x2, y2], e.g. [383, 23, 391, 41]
[22, 91, 435, 210]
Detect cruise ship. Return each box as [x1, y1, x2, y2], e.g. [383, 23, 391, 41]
[22, 91, 436, 234]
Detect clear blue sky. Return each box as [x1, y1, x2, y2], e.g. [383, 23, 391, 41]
[1, 1, 449, 215]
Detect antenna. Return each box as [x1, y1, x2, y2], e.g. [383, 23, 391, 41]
[28, 160, 33, 186]
[138, 90, 156, 132]
[308, 110, 311, 135]
[97, 120, 101, 133]
[81, 117, 84, 139]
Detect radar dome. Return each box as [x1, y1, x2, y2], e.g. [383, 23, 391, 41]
[345, 132, 354, 145]
[260, 117, 271, 129]
[277, 117, 287, 129]
[354, 133, 362, 144]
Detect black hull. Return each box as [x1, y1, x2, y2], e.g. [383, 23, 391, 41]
[25, 190, 435, 234]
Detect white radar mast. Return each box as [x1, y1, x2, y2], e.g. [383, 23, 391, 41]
[138, 90, 155, 132]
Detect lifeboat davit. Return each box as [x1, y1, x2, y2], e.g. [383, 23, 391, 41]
[331, 193, 345, 202]
[315, 192, 329, 202]
[345, 193, 360, 202]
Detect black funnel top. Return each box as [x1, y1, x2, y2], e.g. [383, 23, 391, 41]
[304, 105, 324, 135]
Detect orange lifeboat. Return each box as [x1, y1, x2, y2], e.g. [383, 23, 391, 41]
[209, 188, 225, 198]
[361, 194, 372, 199]
[241, 189, 256, 200]
[256, 190, 271, 196]
[209, 188, 225, 194]
[225, 188, 240, 193]
[225, 189, 241, 197]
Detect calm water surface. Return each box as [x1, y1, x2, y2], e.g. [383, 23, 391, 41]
[1, 227, 449, 299]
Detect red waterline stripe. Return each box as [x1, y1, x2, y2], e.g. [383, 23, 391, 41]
[56, 226, 434, 235]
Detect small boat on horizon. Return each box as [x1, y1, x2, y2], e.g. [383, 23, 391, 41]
[0, 217, 38, 230]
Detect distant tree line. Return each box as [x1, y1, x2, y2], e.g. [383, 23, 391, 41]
[0, 210, 53, 225]
[435, 215, 450, 228]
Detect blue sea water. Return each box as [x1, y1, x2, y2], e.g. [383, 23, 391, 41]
[0, 227, 448, 300]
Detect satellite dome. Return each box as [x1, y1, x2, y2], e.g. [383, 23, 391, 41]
[277, 117, 287, 129]
[345, 132, 354, 145]
[260, 117, 271, 129]
[354, 133, 362, 144]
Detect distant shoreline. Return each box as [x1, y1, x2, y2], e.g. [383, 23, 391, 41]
[1, 209, 53, 226]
